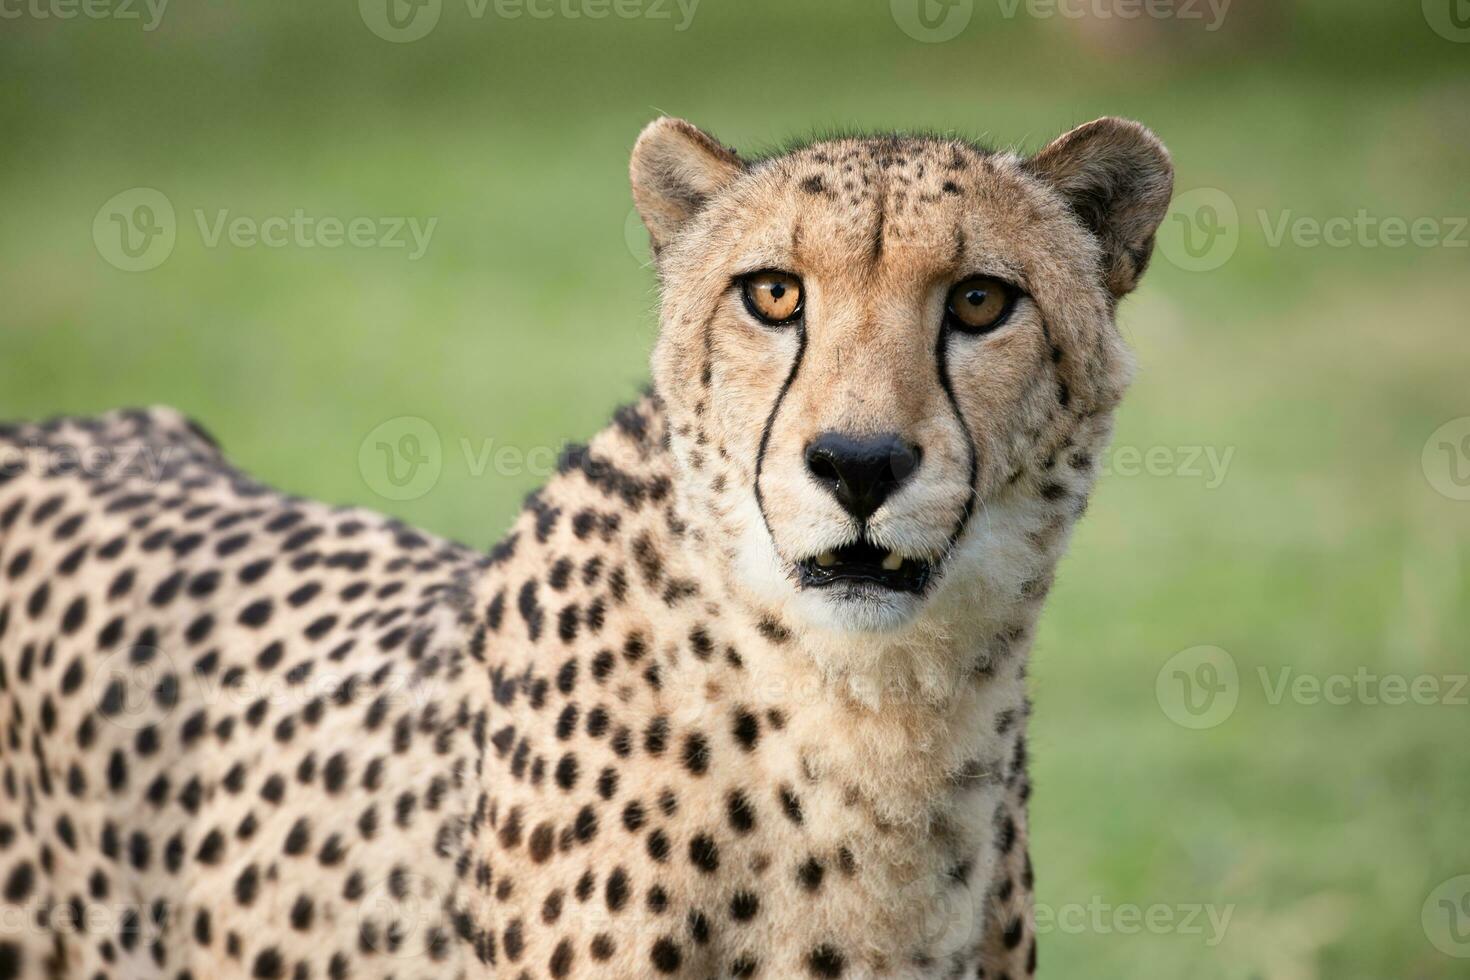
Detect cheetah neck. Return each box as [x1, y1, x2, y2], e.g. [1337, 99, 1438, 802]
[464, 391, 1052, 857]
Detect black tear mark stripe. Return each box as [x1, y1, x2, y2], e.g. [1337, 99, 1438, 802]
[699, 308, 719, 390]
[935, 329, 980, 572]
[752, 325, 809, 544]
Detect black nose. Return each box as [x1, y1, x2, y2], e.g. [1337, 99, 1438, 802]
[805, 432, 921, 521]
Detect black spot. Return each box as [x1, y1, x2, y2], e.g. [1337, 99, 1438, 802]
[650, 937, 682, 973]
[196, 830, 225, 864]
[573, 805, 598, 843]
[251, 948, 284, 978]
[681, 732, 710, 775]
[60, 596, 87, 634]
[779, 785, 804, 824]
[549, 938, 574, 977]
[689, 834, 719, 873]
[808, 944, 846, 977]
[798, 857, 825, 891]
[289, 895, 313, 931]
[621, 800, 645, 832]
[239, 599, 273, 627]
[234, 864, 259, 905]
[529, 823, 554, 863]
[726, 790, 756, 834]
[730, 891, 759, 921]
[605, 867, 629, 911]
[732, 708, 760, 750]
[283, 818, 311, 856]
[503, 920, 524, 961]
[3, 863, 33, 901]
[644, 716, 669, 755]
[554, 753, 579, 791]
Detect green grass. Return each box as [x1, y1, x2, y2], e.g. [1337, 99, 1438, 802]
[3, 2, 1468, 976]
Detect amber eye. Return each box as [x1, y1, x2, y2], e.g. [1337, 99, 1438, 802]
[741, 271, 804, 325]
[946, 275, 1015, 333]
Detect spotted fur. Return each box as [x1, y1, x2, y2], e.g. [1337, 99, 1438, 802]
[0, 116, 1171, 978]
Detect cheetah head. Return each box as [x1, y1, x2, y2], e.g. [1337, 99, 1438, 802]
[632, 118, 1172, 636]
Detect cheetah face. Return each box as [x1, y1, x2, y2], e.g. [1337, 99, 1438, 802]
[632, 118, 1172, 633]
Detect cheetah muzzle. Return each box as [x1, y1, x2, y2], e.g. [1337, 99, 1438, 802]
[0, 115, 1172, 979]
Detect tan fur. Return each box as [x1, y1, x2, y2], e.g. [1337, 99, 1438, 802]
[0, 116, 1170, 979]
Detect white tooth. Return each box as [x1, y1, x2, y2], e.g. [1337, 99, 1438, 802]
[881, 550, 903, 571]
[816, 551, 838, 568]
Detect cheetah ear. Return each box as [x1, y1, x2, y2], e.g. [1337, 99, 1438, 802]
[1025, 117, 1174, 298]
[630, 117, 745, 257]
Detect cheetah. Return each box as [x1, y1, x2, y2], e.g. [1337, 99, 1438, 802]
[0, 115, 1173, 979]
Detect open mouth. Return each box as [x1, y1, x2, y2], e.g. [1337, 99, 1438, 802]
[797, 541, 933, 594]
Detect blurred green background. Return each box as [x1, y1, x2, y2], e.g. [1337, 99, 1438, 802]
[2, 0, 1468, 976]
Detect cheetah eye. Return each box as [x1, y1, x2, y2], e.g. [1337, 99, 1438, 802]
[740, 271, 804, 326]
[945, 275, 1017, 334]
